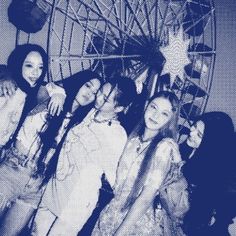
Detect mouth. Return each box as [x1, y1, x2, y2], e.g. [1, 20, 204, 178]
[82, 95, 89, 101]
[149, 117, 158, 125]
[29, 77, 38, 81]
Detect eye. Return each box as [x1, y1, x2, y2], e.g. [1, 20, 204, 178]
[150, 104, 156, 109]
[25, 64, 33, 68]
[39, 66, 43, 70]
[197, 132, 203, 139]
[162, 112, 169, 117]
[85, 83, 91, 88]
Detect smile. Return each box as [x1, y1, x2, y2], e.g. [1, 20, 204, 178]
[149, 118, 158, 125]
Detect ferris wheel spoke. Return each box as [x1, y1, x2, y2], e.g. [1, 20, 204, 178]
[183, 8, 214, 35]
[50, 54, 142, 61]
[69, 4, 118, 50]
[165, 1, 187, 26]
[137, 0, 154, 40]
[52, 60, 68, 81]
[96, 0, 147, 45]
[92, 1, 122, 41]
[145, 1, 156, 39]
[140, 2, 158, 39]
[188, 51, 215, 56]
[59, 0, 70, 56]
[123, 0, 150, 43]
[154, 0, 159, 41]
[110, 0, 123, 39]
[125, 2, 145, 39]
[158, 0, 171, 43]
[79, 0, 143, 46]
[68, 22, 75, 76]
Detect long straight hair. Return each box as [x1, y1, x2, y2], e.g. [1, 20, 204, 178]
[5, 44, 48, 148]
[182, 111, 234, 187]
[37, 70, 102, 184]
[122, 91, 180, 209]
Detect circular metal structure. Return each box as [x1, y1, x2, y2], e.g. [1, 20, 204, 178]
[17, 0, 216, 129]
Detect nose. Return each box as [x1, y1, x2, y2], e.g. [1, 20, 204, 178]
[32, 68, 40, 77]
[189, 126, 197, 137]
[153, 109, 160, 119]
[87, 89, 93, 98]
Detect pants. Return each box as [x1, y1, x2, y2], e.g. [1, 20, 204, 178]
[0, 163, 43, 235]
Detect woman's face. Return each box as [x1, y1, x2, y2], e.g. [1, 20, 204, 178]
[75, 78, 101, 106]
[187, 120, 205, 148]
[144, 97, 174, 132]
[22, 51, 44, 87]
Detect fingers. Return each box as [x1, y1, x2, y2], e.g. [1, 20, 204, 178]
[0, 81, 17, 97]
[47, 94, 66, 116]
[48, 99, 61, 117]
[7, 83, 16, 96]
[48, 100, 56, 116]
[3, 86, 9, 98]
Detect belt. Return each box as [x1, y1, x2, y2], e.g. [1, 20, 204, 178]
[3, 146, 38, 175]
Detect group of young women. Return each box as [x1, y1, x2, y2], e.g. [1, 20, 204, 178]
[0, 43, 235, 236]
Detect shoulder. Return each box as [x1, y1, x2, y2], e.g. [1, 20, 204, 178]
[155, 138, 181, 163]
[108, 122, 127, 143]
[157, 137, 178, 151]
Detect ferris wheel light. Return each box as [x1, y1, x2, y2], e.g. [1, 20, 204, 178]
[160, 27, 191, 86]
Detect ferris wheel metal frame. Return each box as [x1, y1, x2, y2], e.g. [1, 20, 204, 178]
[15, 0, 216, 132]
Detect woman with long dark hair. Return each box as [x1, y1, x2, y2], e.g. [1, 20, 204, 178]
[92, 91, 183, 235]
[0, 70, 102, 235]
[0, 44, 65, 149]
[180, 111, 235, 236]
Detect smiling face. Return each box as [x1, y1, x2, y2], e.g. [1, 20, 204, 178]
[22, 51, 44, 87]
[144, 97, 174, 132]
[187, 120, 205, 149]
[75, 78, 101, 106]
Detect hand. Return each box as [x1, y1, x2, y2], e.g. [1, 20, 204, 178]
[48, 93, 66, 116]
[0, 79, 17, 97]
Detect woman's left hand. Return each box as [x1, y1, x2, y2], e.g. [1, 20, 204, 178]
[48, 93, 66, 116]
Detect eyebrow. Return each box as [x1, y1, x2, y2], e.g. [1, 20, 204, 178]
[24, 61, 43, 65]
[198, 130, 204, 137]
[151, 102, 172, 114]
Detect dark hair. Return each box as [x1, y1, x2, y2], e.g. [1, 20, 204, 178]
[122, 91, 180, 209]
[37, 70, 102, 184]
[182, 111, 235, 187]
[109, 76, 137, 108]
[7, 43, 48, 93]
[4, 44, 48, 148]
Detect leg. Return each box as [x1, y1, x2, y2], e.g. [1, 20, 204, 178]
[0, 201, 35, 236]
[31, 205, 57, 236]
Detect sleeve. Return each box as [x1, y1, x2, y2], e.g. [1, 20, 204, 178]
[145, 139, 180, 190]
[0, 96, 7, 109]
[16, 110, 48, 146]
[45, 82, 66, 97]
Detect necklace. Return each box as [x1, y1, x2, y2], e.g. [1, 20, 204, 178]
[93, 112, 118, 126]
[136, 135, 153, 153]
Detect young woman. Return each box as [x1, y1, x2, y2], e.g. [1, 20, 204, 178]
[0, 70, 102, 235]
[180, 111, 235, 236]
[0, 44, 65, 149]
[92, 91, 183, 236]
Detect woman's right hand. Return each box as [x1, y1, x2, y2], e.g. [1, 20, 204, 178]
[0, 79, 17, 97]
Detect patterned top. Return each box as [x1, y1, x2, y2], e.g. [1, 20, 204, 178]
[0, 83, 65, 147]
[42, 109, 127, 230]
[16, 108, 71, 161]
[0, 88, 26, 146]
[92, 137, 182, 236]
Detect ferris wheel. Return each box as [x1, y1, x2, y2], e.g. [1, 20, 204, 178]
[15, 0, 216, 131]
